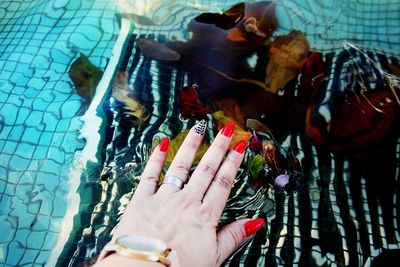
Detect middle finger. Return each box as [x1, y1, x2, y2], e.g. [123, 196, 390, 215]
[157, 120, 207, 194]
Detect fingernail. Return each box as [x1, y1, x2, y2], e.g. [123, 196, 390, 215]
[159, 137, 170, 152]
[233, 140, 247, 153]
[244, 218, 265, 237]
[221, 121, 235, 137]
[194, 119, 207, 135]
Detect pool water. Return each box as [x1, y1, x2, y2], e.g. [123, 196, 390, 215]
[0, 0, 399, 266]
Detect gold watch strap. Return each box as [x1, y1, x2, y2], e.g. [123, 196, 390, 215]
[97, 238, 171, 266]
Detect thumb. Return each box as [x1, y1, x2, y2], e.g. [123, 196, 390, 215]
[216, 218, 265, 264]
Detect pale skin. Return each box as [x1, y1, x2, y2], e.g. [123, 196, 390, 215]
[94, 122, 259, 267]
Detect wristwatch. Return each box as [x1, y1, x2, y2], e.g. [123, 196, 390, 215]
[98, 234, 171, 266]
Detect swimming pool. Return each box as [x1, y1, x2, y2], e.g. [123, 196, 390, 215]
[0, 0, 399, 266]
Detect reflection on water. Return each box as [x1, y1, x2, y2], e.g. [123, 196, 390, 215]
[0, 1, 399, 266]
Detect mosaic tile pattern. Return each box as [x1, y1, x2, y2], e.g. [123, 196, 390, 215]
[0, 0, 399, 266]
[0, 0, 119, 266]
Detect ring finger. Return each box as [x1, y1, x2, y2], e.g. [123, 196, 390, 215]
[157, 120, 207, 194]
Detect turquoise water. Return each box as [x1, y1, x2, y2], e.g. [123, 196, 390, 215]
[0, 0, 399, 266]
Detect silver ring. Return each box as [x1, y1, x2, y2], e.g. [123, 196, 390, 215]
[162, 176, 185, 189]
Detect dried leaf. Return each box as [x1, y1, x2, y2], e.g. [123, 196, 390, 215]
[179, 84, 213, 120]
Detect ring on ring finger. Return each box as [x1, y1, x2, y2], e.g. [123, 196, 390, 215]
[162, 176, 185, 190]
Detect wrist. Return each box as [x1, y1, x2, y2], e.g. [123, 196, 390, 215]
[100, 253, 165, 267]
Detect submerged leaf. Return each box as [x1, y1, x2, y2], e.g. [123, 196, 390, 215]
[112, 71, 150, 128]
[165, 130, 210, 167]
[68, 53, 103, 101]
[179, 84, 213, 120]
[137, 38, 181, 61]
[212, 111, 244, 131]
[248, 154, 265, 179]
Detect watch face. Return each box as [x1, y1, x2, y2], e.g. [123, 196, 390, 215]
[117, 235, 167, 253]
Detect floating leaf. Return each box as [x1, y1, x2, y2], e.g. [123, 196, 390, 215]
[266, 30, 309, 93]
[165, 130, 210, 167]
[194, 2, 245, 30]
[248, 154, 265, 179]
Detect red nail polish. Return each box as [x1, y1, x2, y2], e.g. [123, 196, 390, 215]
[233, 140, 247, 153]
[244, 218, 265, 237]
[221, 121, 235, 137]
[159, 137, 169, 152]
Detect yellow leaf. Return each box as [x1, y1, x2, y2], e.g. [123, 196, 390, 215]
[165, 130, 210, 167]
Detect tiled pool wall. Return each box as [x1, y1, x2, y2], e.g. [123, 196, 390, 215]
[0, 0, 399, 266]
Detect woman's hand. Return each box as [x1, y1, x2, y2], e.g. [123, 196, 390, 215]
[104, 121, 265, 267]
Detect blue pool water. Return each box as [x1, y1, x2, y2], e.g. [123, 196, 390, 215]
[0, 0, 399, 266]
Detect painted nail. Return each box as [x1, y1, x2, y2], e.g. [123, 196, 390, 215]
[194, 119, 207, 135]
[221, 121, 235, 137]
[233, 140, 247, 153]
[244, 218, 265, 237]
[159, 137, 170, 152]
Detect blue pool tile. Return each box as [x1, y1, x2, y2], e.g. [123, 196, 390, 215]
[39, 159, 61, 175]
[32, 98, 49, 111]
[36, 251, 50, 265]
[56, 119, 70, 132]
[1, 103, 18, 125]
[15, 142, 36, 158]
[3, 140, 18, 154]
[42, 113, 58, 131]
[25, 111, 43, 127]
[5, 242, 22, 266]
[32, 146, 48, 160]
[18, 250, 38, 266]
[7, 125, 25, 141]
[31, 214, 50, 232]
[21, 127, 41, 144]
[27, 231, 45, 250]
[47, 146, 65, 163]
[52, 197, 67, 218]
[0, 126, 12, 140]
[9, 154, 31, 171]
[16, 107, 31, 124]
[38, 131, 52, 146]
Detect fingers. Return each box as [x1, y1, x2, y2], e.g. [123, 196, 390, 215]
[132, 137, 169, 201]
[184, 122, 235, 199]
[216, 218, 265, 265]
[157, 120, 207, 194]
[201, 140, 246, 217]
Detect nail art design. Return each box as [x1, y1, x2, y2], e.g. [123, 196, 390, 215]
[194, 119, 207, 135]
